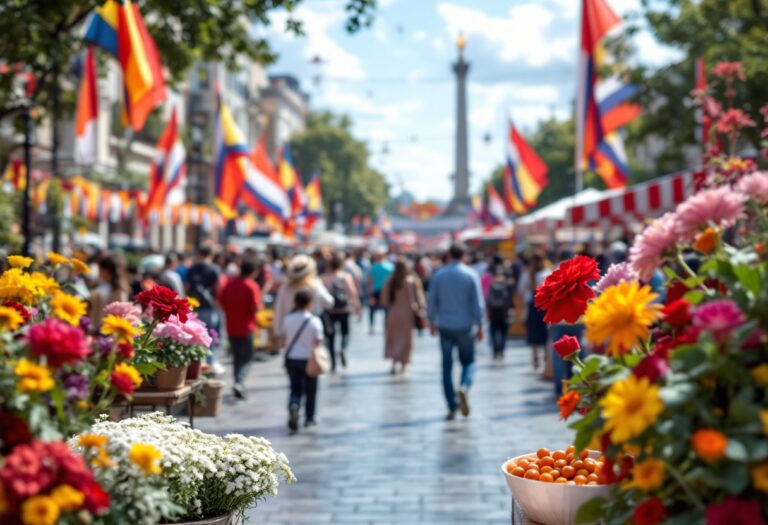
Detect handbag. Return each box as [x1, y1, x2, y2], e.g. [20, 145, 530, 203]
[284, 315, 331, 377]
[410, 280, 427, 330]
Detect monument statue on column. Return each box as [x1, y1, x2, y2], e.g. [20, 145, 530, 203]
[447, 32, 471, 214]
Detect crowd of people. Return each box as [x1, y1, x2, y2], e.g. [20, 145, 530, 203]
[20, 237, 635, 434]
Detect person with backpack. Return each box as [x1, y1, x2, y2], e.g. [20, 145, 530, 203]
[282, 288, 325, 432]
[320, 252, 360, 371]
[485, 266, 512, 361]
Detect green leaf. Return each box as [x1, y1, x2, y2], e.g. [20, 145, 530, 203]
[660, 383, 696, 406]
[575, 496, 607, 524]
[733, 264, 761, 296]
[683, 290, 706, 305]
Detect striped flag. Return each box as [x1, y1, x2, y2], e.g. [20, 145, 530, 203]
[74, 47, 99, 165]
[145, 107, 186, 214]
[486, 183, 508, 227]
[503, 122, 548, 215]
[575, 0, 639, 189]
[278, 145, 305, 216]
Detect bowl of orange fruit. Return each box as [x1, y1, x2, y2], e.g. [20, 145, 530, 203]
[501, 446, 610, 525]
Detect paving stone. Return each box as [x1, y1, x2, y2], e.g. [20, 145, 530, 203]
[197, 317, 570, 523]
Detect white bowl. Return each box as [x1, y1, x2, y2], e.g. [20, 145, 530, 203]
[502, 451, 611, 525]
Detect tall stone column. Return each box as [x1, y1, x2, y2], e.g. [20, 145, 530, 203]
[449, 33, 471, 214]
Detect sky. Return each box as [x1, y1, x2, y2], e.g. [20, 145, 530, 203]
[264, 0, 682, 202]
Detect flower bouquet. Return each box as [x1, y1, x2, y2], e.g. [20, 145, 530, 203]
[537, 65, 768, 524]
[71, 413, 295, 524]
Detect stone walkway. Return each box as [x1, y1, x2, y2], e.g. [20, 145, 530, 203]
[197, 320, 571, 524]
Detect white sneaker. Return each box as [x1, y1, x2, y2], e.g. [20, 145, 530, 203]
[210, 362, 226, 375]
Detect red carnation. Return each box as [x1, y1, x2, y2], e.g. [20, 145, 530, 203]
[663, 299, 691, 329]
[135, 285, 191, 323]
[706, 497, 765, 525]
[2, 300, 30, 324]
[633, 498, 666, 525]
[44, 440, 93, 489]
[0, 411, 31, 454]
[553, 334, 580, 360]
[534, 256, 600, 324]
[82, 481, 111, 514]
[27, 318, 92, 368]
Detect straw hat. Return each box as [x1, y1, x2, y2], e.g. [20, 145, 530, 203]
[286, 254, 316, 282]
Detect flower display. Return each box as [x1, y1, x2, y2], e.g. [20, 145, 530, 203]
[674, 186, 746, 239]
[46, 252, 70, 266]
[691, 429, 728, 462]
[736, 171, 768, 204]
[692, 299, 746, 342]
[534, 255, 600, 323]
[70, 258, 90, 275]
[0, 304, 24, 331]
[557, 390, 579, 420]
[101, 314, 142, 343]
[110, 363, 142, 396]
[153, 314, 213, 348]
[662, 298, 691, 329]
[129, 443, 163, 476]
[599, 375, 663, 443]
[103, 301, 143, 326]
[15, 359, 55, 393]
[27, 319, 91, 368]
[584, 281, 662, 355]
[134, 285, 192, 323]
[633, 498, 666, 525]
[627, 458, 665, 492]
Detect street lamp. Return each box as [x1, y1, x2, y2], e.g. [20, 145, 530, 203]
[190, 122, 205, 248]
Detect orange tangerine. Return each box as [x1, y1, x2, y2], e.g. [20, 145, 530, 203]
[536, 448, 550, 459]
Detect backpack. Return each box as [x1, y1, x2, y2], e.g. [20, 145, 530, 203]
[330, 278, 349, 310]
[487, 281, 510, 313]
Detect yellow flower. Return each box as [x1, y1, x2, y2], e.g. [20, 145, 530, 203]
[7, 255, 33, 269]
[21, 495, 60, 525]
[50, 293, 87, 326]
[70, 258, 90, 275]
[0, 268, 46, 305]
[15, 359, 55, 393]
[600, 375, 663, 443]
[585, 281, 662, 355]
[0, 305, 24, 331]
[78, 434, 108, 449]
[101, 314, 142, 343]
[47, 252, 70, 266]
[92, 448, 115, 468]
[762, 410, 768, 435]
[752, 364, 768, 387]
[187, 297, 200, 309]
[112, 362, 143, 390]
[29, 272, 60, 295]
[627, 458, 665, 491]
[753, 463, 768, 493]
[49, 484, 84, 512]
[129, 443, 163, 475]
[76, 400, 90, 410]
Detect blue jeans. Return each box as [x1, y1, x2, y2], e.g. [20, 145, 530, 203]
[549, 323, 585, 396]
[439, 328, 476, 411]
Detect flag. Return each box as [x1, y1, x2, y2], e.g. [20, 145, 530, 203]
[250, 133, 280, 185]
[575, 0, 638, 189]
[303, 172, 323, 233]
[278, 145, 304, 215]
[468, 194, 484, 224]
[2, 159, 25, 192]
[74, 47, 99, 166]
[85, 0, 166, 131]
[145, 107, 186, 214]
[212, 93, 247, 217]
[503, 122, 548, 215]
[486, 184, 508, 227]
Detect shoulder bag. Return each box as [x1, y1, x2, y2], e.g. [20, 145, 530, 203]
[284, 315, 331, 377]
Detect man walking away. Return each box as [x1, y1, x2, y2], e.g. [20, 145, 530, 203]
[219, 257, 263, 400]
[486, 267, 512, 361]
[186, 245, 222, 369]
[367, 250, 393, 334]
[428, 243, 485, 420]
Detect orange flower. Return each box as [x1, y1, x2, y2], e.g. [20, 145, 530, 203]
[557, 390, 580, 420]
[692, 227, 719, 254]
[692, 428, 728, 461]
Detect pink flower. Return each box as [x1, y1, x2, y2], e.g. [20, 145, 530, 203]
[716, 108, 756, 135]
[594, 262, 639, 294]
[736, 172, 768, 204]
[104, 301, 143, 326]
[693, 299, 746, 343]
[674, 187, 746, 240]
[629, 213, 679, 281]
[153, 314, 212, 348]
[712, 61, 745, 82]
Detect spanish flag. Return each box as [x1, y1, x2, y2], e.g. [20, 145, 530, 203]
[503, 122, 548, 215]
[85, 0, 166, 131]
[74, 47, 99, 166]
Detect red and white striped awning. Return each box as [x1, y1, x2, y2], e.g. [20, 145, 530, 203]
[566, 171, 695, 227]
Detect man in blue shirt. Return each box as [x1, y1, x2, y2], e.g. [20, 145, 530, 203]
[428, 243, 485, 420]
[367, 250, 394, 334]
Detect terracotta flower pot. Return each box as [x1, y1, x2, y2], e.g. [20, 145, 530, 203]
[155, 364, 188, 390]
[194, 380, 225, 417]
[163, 512, 234, 525]
[186, 360, 202, 380]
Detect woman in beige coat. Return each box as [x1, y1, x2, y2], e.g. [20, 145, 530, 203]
[381, 257, 425, 374]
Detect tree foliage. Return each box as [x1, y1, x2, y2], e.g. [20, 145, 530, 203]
[289, 112, 389, 225]
[619, 0, 768, 172]
[0, 0, 376, 119]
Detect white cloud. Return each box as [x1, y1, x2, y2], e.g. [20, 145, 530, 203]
[413, 30, 428, 42]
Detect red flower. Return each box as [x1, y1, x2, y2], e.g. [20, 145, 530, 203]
[0, 442, 55, 498]
[534, 256, 600, 324]
[0, 411, 31, 454]
[706, 497, 765, 525]
[663, 299, 691, 329]
[135, 285, 191, 323]
[110, 370, 137, 396]
[26, 319, 91, 368]
[116, 342, 135, 360]
[82, 481, 111, 514]
[553, 335, 581, 360]
[2, 300, 29, 324]
[601, 454, 633, 485]
[632, 351, 670, 383]
[44, 440, 93, 489]
[713, 61, 745, 82]
[633, 498, 666, 525]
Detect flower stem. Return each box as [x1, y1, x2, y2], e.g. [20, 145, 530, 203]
[664, 460, 705, 511]
[675, 251, 699, 281]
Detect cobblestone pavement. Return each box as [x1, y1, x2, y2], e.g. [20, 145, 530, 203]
[197, 319, 571, 525]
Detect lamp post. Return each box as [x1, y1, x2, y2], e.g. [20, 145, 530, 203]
[21, 103, 35, 256]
